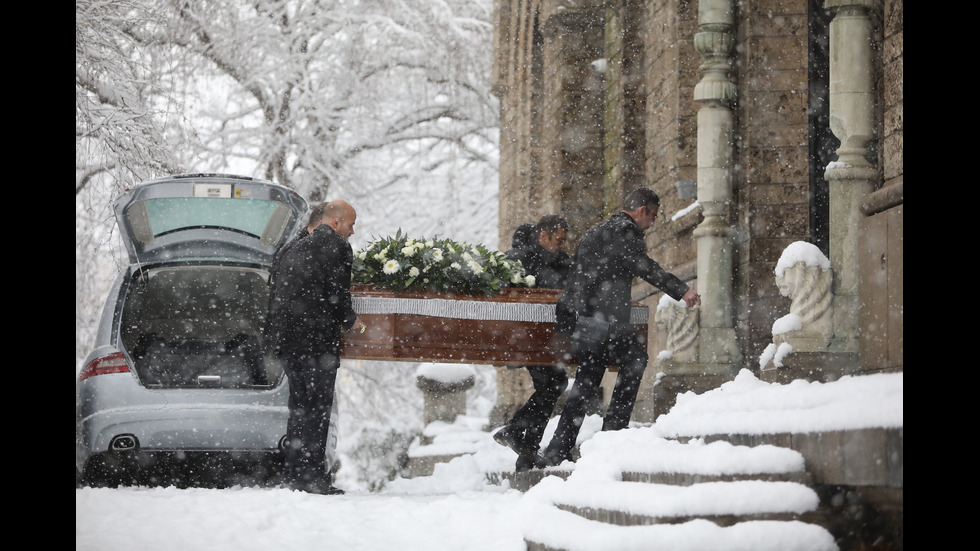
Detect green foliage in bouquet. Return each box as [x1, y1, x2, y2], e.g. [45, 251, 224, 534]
[352, 229, 535, 295]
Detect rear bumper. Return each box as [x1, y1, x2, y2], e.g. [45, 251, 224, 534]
[77, 404, 289, 472]
[76, 372, 290, 475]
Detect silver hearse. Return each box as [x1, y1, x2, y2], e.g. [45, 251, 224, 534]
[76, 173, 336, 487]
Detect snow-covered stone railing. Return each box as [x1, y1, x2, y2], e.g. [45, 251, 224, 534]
[760, 242, 835, 370]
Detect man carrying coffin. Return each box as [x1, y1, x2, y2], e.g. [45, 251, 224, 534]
[493, 215, 573, 471]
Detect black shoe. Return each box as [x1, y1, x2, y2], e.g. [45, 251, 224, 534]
[536, 450, 572, 469]
[515, 454, 537, 472]
[305, 483, 345, 495]
[493, 426, 537, 457]
[284, 479, 345, 495]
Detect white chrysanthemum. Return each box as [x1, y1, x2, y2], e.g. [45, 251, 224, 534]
[353, 234, 536, 293]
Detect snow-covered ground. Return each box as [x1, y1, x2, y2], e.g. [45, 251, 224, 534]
[76, 369, 902, 551]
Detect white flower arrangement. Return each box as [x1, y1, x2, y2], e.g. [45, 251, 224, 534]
[352, 229, 535, 295]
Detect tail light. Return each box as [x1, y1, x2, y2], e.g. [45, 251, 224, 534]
[79, 352, 131, 381]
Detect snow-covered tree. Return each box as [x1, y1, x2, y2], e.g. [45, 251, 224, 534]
[119, 0, 500, 202]
[77, 0, 500, 365]
[76, 0, 501, 488]
[75, 0, 189, 193]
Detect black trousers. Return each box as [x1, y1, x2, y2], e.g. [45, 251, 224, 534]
[281, 348, 340, 486]
[506, 365, 568, 452]
[543, 332, 647, 462]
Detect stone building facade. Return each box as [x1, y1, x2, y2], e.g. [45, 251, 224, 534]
[490, 0, 902, 424]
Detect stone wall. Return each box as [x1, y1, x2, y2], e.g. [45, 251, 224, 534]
[633, 1, 701, 399]
[543, 5, 607, 242]
[494, 0, 543, 249]
[731, 0, 815, 365]
[880, 0, 902, 186]
[492, 0, 903, 419]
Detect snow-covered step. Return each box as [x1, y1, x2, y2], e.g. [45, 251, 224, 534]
[521, 496, 838, 551]
[531, 477, 822, 525]
[490, 424, 812, 491]
[515, 429, 838, 550]
[568, 427, 810, 483]
[621, 469, 813, 486]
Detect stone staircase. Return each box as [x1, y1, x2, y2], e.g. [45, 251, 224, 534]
[488, 427, 903, 551]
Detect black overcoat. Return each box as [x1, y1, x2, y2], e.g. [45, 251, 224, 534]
[266, 224, 357, 357]
[556, 212, 689, 336]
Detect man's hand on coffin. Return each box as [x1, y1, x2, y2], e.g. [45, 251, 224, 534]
[348, 316, 367, 334]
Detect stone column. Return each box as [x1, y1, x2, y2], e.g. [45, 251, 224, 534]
[823, 0, 880, 354]
[653, 0, 740, 417]
[691, 0, 739, 367]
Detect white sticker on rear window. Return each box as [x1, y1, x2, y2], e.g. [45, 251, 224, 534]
[193, 183, 232, 198]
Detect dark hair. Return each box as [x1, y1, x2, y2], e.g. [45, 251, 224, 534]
[511, 223, 536, 249]
[623, 188, 660, 211]
[308, 202, 328, 226]
[536, 214, 569, 235]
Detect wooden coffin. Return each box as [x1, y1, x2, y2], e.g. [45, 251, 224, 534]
[340, 284, 649, 367]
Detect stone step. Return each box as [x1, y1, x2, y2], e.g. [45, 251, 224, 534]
[621, 469, 813, 486]
[483, 428, 898, 550]
[556, 501, 827, 527]
[523, 516, 838, 551]
[487, 429, 811, 491]
[695, 428, 904, 489]
[516, 443, 837, 551]
[536, 478, 822, 525]
[488, 466, 813, 495]
[521, 479, 839, 551]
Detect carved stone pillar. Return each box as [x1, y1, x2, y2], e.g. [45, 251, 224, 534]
[654, 0, 740, 417]
[692, 0, 739, 366]
[823, 0, 880, 354]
